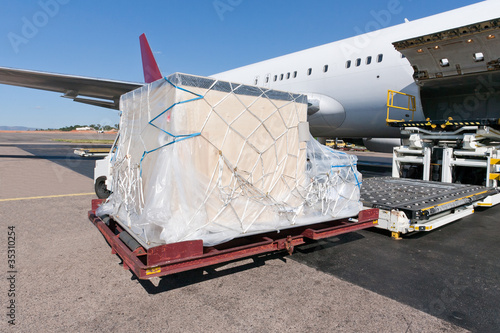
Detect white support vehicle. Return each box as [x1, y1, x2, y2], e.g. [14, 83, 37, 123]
[93, 135, 118, 199]
[74, 147, 110, 157]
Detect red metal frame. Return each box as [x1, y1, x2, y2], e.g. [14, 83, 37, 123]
[88, 199, 378, 279]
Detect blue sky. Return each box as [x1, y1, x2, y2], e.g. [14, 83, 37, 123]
[0, 0, 483, 129]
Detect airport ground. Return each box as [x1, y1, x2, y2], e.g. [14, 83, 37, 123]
[0, 131, 498, 332]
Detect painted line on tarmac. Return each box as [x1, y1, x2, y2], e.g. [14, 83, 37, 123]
[0, 192, 95, 202]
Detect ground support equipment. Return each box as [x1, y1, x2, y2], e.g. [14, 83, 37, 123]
[74, 147, 110, 157]
[88, 199, 379, 280]
[390, 124, 500, 186]
[360, 177, 499, 238]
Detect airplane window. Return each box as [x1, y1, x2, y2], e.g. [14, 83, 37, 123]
[377, 54, 384, 62]
[280, 74, 284, 80]
[346, 60, 351, 68]
[366, 56, 372, 65]
[274, 75, 277, 82]
[293, 71, 297, 78]
[323, 65, 329, 72]
[356, 58, 361, 67]
[401, 54, 406, 58]
[265, 76, 269, 83]
[307, 68, 312, 75]
[287, 72, 290, 79]
[254, 78, 258, 85]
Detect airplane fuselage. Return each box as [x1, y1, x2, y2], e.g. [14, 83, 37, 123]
[213, 1, 500, 139]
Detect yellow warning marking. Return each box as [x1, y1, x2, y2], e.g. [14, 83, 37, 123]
[146, 267, 161, 275]
[0, 192, 95, 202]
[391, 231, 402, 239]
[421, 191, 490, 212]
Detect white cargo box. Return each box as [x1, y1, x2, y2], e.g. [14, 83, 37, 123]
[98, 73, 361, 246]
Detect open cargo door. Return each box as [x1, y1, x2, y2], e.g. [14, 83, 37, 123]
[393, 18, 500, 121]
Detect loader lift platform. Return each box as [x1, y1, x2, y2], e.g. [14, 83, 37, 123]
[88, 199, 379, 280]
[360, 177, 500, 238]
[387, 118, 500, 130]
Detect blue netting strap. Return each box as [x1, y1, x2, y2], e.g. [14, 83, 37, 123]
[139, 132, 201, 176]
[350, 165, 362, 189]
[148, 77, 204, 136]
[330, 164, 357, 168]
[330, 164, 362, 189]
[139, 77, 205, 176]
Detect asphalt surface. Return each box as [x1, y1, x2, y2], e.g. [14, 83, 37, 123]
[292, 210, 500, 332]
[1, 131, 498, 332]
[16, 144, 104, 179]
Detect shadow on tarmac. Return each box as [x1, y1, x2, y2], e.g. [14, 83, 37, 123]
[291, 206, 500, 333]
[18, 145, 107, 179]
[132, 253, 287, 294]
[131, 233, 367, 295]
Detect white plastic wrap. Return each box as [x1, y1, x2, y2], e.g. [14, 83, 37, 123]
[97, 73, 362, 247]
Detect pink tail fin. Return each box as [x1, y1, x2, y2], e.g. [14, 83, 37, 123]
[139, 33, 163, 83]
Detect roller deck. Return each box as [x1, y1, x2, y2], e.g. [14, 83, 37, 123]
[361, 177, 498, 219]
[360, 177, 500, 237]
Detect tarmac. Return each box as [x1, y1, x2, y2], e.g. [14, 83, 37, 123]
[1, 131, 497, 332]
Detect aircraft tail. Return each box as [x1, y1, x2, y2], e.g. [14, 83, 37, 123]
[139, 33, 163, 83]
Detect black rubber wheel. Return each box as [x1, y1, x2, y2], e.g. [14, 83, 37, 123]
[95, 176, 111, 199]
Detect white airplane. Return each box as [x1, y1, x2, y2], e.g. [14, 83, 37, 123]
[1, 1, 500, 152]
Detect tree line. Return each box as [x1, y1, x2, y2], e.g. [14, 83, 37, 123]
[39, 124, 120, 131]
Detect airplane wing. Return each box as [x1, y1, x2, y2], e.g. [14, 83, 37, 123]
[0, 66, 143, 109]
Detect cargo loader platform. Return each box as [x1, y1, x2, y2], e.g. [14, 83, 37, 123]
[88, 199, 379, 280]
[387, 118, 500, 130]
[360, 177, 500, 238]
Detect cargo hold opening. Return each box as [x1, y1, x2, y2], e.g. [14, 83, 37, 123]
[419, 72, 500, 120]
[393, 18, 500, 121]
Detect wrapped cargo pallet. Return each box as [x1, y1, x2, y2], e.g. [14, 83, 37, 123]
[97, 73, 362, 246]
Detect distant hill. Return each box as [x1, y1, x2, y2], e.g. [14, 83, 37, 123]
[0, 126, 40, 131]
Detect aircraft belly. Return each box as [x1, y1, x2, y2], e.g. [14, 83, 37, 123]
[314, 114, 401, 138]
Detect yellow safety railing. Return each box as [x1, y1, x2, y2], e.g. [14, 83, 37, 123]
[386, 90, 416, 124]
[489, 158, 500, 181]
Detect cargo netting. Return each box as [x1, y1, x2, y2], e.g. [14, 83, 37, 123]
[97, 73, 361, 246]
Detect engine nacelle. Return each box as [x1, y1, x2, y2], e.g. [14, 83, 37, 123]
[306, 93, 346, 136]
[363, 138, 402, 153]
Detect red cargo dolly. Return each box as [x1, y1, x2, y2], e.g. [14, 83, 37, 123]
[89, 199, 378, 279]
